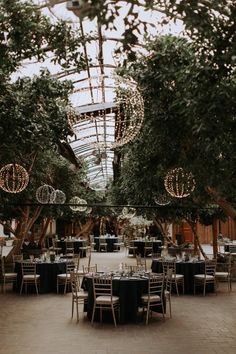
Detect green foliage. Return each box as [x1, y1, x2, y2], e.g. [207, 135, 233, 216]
[0, 0, 87, 76]
[108, 32, 235, 221]
[0, 70, 73, 163]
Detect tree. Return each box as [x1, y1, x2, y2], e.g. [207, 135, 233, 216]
[108, 33, 236, 257]
[0, 0, 96, 254]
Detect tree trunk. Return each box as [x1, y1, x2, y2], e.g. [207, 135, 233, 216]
[185, 218, 208, 259]
[212, 218, 218, 259]
[206, 186, 236, 220]
[38, 217, 51, 247]
[75, 218, 94, 239]
[153, 218, 177, 247]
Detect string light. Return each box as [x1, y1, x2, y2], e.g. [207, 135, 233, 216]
[69, 196, 88, 212]
[36, 184, 55, 204]
[154, 193, 171, 206]
[122, 207, 136, 218]
[69, 196, 82, 211]
[69, 74, 144, 149]
[0, 163, 29, 193]
[164, 167, 196, 198]
[51, 189, 66, 204]
[77, 198, 87, 212]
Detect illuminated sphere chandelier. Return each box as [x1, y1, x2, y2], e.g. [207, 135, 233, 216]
[69, 196, 87, 212]
[76, 198, 88, 212]
[164, 167, 196, 198]
[154, 193, 171, 206]
[51, 189, 66, 204]
[36, 184, 55, 204]
[68, 74, 144, 149]
[0, 163, 29, 193]
[122, 207, 136, 218]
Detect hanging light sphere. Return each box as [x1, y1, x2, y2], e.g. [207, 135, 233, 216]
[164, 167, 196, 198]
[86, 207, 92, 214]
[77, 198, 88, 212]
[69, 74, 144, 149]
[36, 184, 55, 204]
[51, 189, 66, 204]
[122, 207, 136, 218]
[69, 196, 82, 211]
[0, 163, 29, 193]
[154, 193, 172, 206]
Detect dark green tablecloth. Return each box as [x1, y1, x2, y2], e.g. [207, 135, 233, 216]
[15, 260, 67, 293]
[82, 275, 165, 324]
[151, 259, 213, 294]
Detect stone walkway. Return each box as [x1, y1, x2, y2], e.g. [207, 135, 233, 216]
[1, 247, 236, 354]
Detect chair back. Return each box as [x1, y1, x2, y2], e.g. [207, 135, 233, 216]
[145, 241, 153, 248]
[73, 254, 80, 270]
[0, 256, 5, 275]
[205, 260, 216, 276]
[65, 261, 75, 275]
[70, 271, 80, 294]
[99, 238, 107, 246]
[13, 254, 23, 263]
[128, 240, 135, 247]
[136, 255, 147, 270]
[92, 274, 113, 299]
[83, 264, 97, 274]
[21, 261, 37, 276]
[131, 265, 146, 272]
[148, 273, 164, 299]
[228, 244, 236, 253]
[161, 259, 176, 276]
[65, 240, 74, 253]
[165, 268, 173, 294]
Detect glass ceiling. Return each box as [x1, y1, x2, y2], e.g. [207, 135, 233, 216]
[14, 1, 183, 192]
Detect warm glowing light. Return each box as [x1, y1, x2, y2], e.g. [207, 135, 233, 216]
[164, 167, 196, 198]
[0, 163, 29, 193]
[36, 184, 55, 204]
[51, 189, 66, 204]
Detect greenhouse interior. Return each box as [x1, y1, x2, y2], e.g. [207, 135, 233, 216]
[0, 1, 236, 354]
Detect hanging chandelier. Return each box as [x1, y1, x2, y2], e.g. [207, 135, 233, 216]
[36, 184, 55, 204]
[51, 189, 66, 204]
[0, 163, 29, 193]
[68, 74, 144, 149]
[76, 198, 88, 212]
[164, 167, 196, 198]
[154, 193, 171, 206]
[122, 207, 136, 218]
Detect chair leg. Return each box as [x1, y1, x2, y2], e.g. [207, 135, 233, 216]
[203, 282, 206, 296]
[175, 280, 179, 296]
[111, 305, 117, 327]
[35, 281, 39, 295]
[91, 304, 96, 325]
[76, 301, 79, 322]
[146, 303, 150, 325]
[169, 299, 172, 318]
[64, 280, 67, 294]
[72, 298, 74, 318]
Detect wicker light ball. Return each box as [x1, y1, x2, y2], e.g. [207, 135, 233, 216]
[164, 167, 196, 198]
[51, 189, 66, 204]
[0, 163, 29, 193]
[36, 184, 55, 204]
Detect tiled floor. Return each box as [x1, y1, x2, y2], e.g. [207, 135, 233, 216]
[1, 246, 236, 354]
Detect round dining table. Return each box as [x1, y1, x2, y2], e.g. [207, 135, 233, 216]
[151, 259, 213, 294]
[131, 239, 162, 257]
[14, 259, 69, 294]
[94, 236, 118, 252]
[82, 273, 165, 324]
[57, 239, 86, 257]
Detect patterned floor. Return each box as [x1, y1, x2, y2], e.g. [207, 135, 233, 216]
[1, 246, 236, 354]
